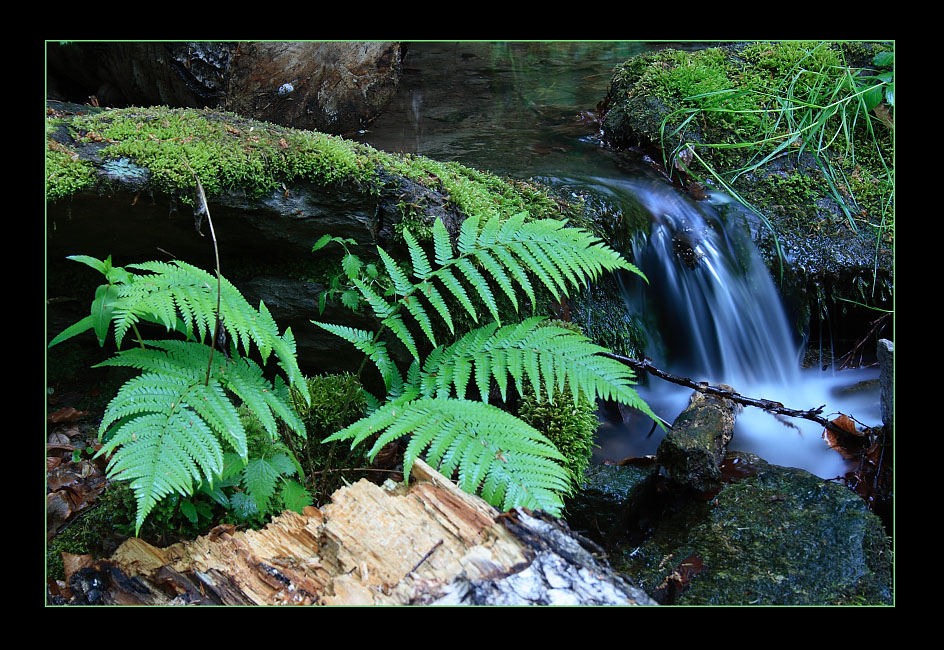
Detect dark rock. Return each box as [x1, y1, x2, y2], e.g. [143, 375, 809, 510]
[657, 388, 740, 493]
[565, 462, 656, 547]
[46, 42, 404, 135]
[611, 451, 893, 605]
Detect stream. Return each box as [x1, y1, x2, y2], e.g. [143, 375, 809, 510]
[355, 42, 882, 480]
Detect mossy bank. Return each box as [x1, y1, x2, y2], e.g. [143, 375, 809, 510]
[600, 42, 894, 347]
[45, 102, 582, 377]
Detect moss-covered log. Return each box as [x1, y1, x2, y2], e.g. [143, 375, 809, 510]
[45, 101, 574, 378]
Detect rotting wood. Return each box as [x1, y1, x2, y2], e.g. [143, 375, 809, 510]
[55, 459, 656, 606]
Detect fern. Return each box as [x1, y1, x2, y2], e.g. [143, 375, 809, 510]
[316, 213, 658, 515]
[50, 256, 308, 533]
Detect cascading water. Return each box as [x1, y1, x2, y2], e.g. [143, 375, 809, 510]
[586, 174, 881, 479]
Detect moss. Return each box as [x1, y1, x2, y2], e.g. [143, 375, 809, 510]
[64, 106, 379, 204]
[516, 320, 600, 489]
[602, 41, 894, 327]
[613, 454, 893, 605]
[45, 145, 95, 202]
[604, 42, 893, 236]
[51, 104, 571, 231]
[290, 373, 370, 501]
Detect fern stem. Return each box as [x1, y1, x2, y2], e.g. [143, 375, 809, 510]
[130, 321, 147, 350]
[185, 164, 224, 387]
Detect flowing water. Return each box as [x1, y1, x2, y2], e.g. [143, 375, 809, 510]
[357, 42, 882, 479]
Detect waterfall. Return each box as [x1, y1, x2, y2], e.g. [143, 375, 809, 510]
[580, 174, 880, 478]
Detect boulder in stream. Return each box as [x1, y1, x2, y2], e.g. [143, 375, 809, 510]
[656, 387, 741, 493]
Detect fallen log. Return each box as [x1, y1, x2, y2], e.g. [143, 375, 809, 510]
[55, 459, 656, 606]
[46, 42, 404, 134]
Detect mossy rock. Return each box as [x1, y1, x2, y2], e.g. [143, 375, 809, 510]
[610, 452, 893, 605]
[600, 42, 894, 340]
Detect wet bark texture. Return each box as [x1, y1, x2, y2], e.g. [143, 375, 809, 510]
[46, 42, 403, 134]
[56, 459, 656, 606]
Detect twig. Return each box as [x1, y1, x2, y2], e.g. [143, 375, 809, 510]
[837, 312, 890, 370]
[603, 352, 854, 435]
[406, 540, 443, 578]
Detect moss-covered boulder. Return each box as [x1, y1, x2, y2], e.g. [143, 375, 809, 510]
[610, 452, 893, 605]
[600, 42, 894, 344]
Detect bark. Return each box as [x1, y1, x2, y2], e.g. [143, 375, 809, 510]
[54, 459, 656, 606]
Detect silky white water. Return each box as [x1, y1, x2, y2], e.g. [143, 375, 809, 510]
[591, 175, 881, 478]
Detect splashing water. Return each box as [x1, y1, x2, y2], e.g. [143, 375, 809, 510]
[588, 175, 880, 478]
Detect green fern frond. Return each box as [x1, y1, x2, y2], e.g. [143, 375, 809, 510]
[315, 213, 656, 515]
[105, 261, 303, 393]
[95, 340, 303, 533]
[325, 396, 568, 513]
[416, 317, 649, 409]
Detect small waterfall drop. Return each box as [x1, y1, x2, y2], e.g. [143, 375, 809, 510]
[583, 174, 880, 479]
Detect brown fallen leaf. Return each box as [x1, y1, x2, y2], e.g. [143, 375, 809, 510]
[831, 413, 862, 436]
[873, 104, 894, 130]
[823, 414, 868, 460]
[47, 407, 88, 424]
[47, 492, 73, 536]
[62, 552, 95, 583]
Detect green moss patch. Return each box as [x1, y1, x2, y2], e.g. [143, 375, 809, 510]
[603, 42, 894, 246]
[46, 104, 572, 231]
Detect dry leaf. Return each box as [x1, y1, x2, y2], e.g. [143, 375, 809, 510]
[62, 552, 94, 583]
[48, 407, 88, 423]
[873, 104, 894, 130]
[831, 414, 862, 437]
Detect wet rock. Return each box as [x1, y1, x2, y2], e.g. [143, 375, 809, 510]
[564, 462, 656, 548]
[657, 388, 741, 493]
[878, 338, 894, 433]
[610, 452, 893, 605]
[598, 42, 894, 346]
